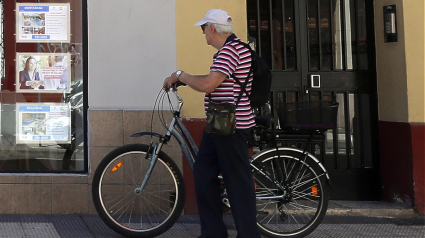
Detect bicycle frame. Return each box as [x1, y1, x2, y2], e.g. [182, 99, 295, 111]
[93, 87, 333, 238]
[130, 88, 199, 192]
[130, 87, 286, 196]
[131, 87, 331, 201]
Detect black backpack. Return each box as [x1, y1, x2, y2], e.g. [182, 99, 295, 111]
[233, 41, 272, 108]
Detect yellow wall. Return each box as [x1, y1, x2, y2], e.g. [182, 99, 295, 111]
[404, 0, 425, 123]
[375, 0, 408, 122]
[175, 0, 247, 118]
[375, 0, 425, 123]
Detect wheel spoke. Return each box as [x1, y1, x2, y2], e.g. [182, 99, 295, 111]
[253, 150, 328, 237]
[92, 145, 184, 237]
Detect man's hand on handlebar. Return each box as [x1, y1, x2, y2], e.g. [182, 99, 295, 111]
[164, 82, 186, 92]
[163, 71, 186, 91]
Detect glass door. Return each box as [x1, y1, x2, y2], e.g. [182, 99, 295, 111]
[247, 0, 381, 200]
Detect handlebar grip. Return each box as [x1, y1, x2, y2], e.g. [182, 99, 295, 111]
[171, 82, 187, 90]
[177, 81, 187, 87]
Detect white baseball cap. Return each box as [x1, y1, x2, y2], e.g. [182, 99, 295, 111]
[194, 9, 233, 26]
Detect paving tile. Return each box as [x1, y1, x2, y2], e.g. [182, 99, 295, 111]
[22, 222, 59, 237]
[0, 213, 423, 237]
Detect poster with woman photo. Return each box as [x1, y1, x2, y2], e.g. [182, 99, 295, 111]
[16, 53, 71, 93]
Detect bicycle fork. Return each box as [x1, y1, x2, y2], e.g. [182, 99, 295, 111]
[134, 142, 163, 194]
[135, 119, 176, 194]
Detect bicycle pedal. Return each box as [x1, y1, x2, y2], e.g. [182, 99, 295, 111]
[280, 212, 289, 222]
[222, 198, 231, 208]
[256, 210, 268, 215]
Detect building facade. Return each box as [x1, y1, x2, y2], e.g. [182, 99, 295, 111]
[0, 0, 423, 215]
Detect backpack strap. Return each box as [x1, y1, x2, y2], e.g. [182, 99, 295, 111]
[209, 39, 253, 107]
[208, 64, 251, 107]
[230, 40, 254, 106]
[233, 66, 252, 106]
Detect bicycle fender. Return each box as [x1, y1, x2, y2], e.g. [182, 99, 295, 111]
[252, 147, 331, 181]
[130, 132, 163, 139]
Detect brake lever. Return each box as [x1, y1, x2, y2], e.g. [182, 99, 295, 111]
[177, 81, 187, 87]
[171, 82, 187, 91]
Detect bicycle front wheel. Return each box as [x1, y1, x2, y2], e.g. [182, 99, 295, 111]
[92, 144, 185, 238]
[252, 148, 329, 238]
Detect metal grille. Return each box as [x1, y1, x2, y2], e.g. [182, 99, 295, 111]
[248, 0, 376, 171]
[247, 0, 370, 72]
[247, 0, 297, 71]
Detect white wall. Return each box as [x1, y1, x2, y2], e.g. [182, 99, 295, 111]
[88, 0, 176, 110]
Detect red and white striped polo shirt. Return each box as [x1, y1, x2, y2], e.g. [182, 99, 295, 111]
[205, 35, 256, 129]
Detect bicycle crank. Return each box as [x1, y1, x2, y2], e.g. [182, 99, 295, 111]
[222, 197, 231, 208]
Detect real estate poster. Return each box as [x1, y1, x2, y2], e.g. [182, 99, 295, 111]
[16, 103, 71, 144]
[16, 53, 71, 93]
[16, 3, 70, 43]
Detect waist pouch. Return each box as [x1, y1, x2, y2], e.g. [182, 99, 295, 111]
[205, 101, 236, 136]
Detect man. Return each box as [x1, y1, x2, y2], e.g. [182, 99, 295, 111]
[47, 55, 67, 90]
[163, 9, 261, 238]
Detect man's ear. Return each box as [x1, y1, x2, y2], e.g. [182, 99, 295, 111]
[209, 24, 216, 33]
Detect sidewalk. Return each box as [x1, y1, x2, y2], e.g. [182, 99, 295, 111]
[326, 200, 418, 217]
[0, 201, 422, 238]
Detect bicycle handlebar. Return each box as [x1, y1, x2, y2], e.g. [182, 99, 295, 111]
[169, 82, 185, 112]
[171, 81, 186, 90]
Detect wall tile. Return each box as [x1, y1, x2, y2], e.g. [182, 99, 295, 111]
[0, 176, 14, 183]
[12, 176, 52, 184]
[87, 184, 97, 215]
[0, 184, 15, 214]
[27, 176, 53, 184]
[14, 184, 27, 214]
[52, 184, 88, 214]
[123, 110, 152, 145]
[89, 110, 123, 147]
[88, 146, 117, 184]
[39, 184, 53, 214]
[51, 175, 88, 184]
[26, 184, 52, 214]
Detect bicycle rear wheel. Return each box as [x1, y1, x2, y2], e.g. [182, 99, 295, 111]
[92, 144, 185, 238]
[252, 148, 329, 238]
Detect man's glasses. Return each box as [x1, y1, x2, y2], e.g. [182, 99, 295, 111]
[201, 23, 209, 31]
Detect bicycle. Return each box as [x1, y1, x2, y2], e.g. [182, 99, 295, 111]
[92, 83, 337, 238]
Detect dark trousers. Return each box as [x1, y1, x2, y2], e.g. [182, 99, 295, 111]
[193, 129, 261, 238]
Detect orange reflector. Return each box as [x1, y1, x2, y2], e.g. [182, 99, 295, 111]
[311, 185, 318, 196]
[111, 161, 124, 173]
[252, 175, 257, 190]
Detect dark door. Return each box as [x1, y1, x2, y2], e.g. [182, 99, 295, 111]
[247, 0, 381, 200]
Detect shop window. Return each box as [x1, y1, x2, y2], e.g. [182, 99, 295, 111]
[0, 0, 87, 173]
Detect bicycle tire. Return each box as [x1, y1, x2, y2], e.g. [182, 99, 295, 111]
[252, 148, 329, 238]
[92, 144, 186, 238]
